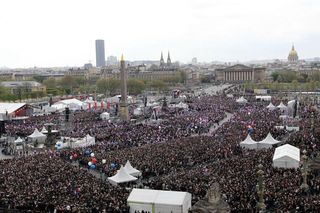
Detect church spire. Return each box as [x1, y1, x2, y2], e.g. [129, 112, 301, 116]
[160, 51, 165, 66]
[167, 51, 171, 65]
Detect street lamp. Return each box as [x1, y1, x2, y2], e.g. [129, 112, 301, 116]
[256, 164, 266, 212]
[300, 150, 309, 193]
[100, 159, 106, 183]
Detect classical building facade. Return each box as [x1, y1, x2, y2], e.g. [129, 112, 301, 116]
[215, 64, 266, 83]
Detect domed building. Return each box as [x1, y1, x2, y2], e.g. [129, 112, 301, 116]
[288, 45, 299, 63]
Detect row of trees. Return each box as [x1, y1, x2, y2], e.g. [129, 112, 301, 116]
[42, 71, 186, 96]
[271, 71, 320, 83]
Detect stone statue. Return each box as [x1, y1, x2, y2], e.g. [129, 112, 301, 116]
[192, 182, 230, 213]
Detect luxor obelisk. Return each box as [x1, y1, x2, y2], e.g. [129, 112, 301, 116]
[119, 54, 129, 121]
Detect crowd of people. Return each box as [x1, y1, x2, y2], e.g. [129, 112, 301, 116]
[1, 93, 320, 212]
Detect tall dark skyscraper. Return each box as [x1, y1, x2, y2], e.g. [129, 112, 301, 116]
[95, 39, 105, 67]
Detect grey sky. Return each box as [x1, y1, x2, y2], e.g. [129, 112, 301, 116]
[0, 0, 319, 68]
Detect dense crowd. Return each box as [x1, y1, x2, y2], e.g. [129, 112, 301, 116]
[1, 94, 320, 212]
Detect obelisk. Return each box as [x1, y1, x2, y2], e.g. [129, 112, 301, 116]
[119, 54, 129, 121]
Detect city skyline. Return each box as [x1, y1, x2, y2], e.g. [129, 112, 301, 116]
[1, 0, 320, 68]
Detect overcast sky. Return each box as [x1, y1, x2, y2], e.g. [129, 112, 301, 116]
[1, 0, 319, 68]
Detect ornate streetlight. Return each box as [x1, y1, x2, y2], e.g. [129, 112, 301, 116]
[256, 164, 266, 212]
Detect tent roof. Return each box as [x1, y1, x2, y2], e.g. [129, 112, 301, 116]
[273, 144, 300, 161]
[124, 161, 141, 176]
[58, 98, 85, 106]
[127, 188, 190, 206]
[236, 96, 247, 103]
[240, 134, 257, 145]
[108, 166, 137, 184]
[266, 103, 276, 109]
[0, 103, 26, 114]
[41, 127, 47, 133]
[277, 102, 287, 109]
[15, 137, 23, 143]
[260, 133, 281, 145]
[28, 128, 46, 138]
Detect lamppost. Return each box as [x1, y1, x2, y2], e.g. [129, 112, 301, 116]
[100, 159, 106, 183]
[300, 150, 309, 193]
[256, 164, 266, 212]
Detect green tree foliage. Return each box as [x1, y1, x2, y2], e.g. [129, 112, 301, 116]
[33, 75, 46, 83]
[128, 79, 146, 95]
[271, 72, 279, 82]
[149, 80, 168, 92]
[96, 78, 120, 95]
[43, 78, 57, 89]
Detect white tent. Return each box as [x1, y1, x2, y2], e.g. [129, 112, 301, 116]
[41, 127, 47, 134]
[258, 133, 281, 149]
[127, 188, 192, 213]
[73, 134, 96, 148]
[14, 137, 24, 143]
[277, 102, 287, 110]
[236, 96, 248, 104]
[28, 128, 47, 143]
[0, 102, 26, 114]
[100, 112, 110, 120]
[52, 98, 87, 111]
[124, 161, 142, 177]
[273, 144, 300, 169]
[240, 134, 258, 150]
[266, 103, 276, 110]
[108, 166, 137, 185]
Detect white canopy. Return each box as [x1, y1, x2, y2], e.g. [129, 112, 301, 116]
[258, 133, 281, 149]
[240, 134, 258, 150]
[277, 102, 287, 110]
[266, 103, 276, 110]
[14, 137, 24, 143]
[124, 161, 142, 177]
[28, 128, 47, 142]
[236, 96, 248, 104]
[52, 98, 87, 111]
[128, 188, 192, 213]
[273, 144, 300, 169]
[100, 112, 110, 120]
[73, 134, 95, 148]
[108, 165, 137, 185]
[0, 102, 26, 114]
[41, 127, 47, 133]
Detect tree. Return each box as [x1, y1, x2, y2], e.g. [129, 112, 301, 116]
[43, 78, 57, 89]
[291, 80, 299, 91]
[150, 80, 168, 92]
[33, 75, 46, 83]
[128, 79, 146, 95]
[96, 78, 120, 95]
[179, 71, 187, 84]
[58, 75, 79, 94]
[271, 72, 279, 82]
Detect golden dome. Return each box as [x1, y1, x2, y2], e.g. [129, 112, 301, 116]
[288, 45, 298, 62]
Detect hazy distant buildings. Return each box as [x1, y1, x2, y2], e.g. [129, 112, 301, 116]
[95, 40, 106, 67]
[106, 56, 118, 66]
[191, 57, 198, 64]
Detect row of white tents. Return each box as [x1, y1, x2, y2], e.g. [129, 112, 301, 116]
[14, 128, 48, 144]
[240, 133, 281, 150]
[240, 134, 300, 169]
[108, 161, 142, 185]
